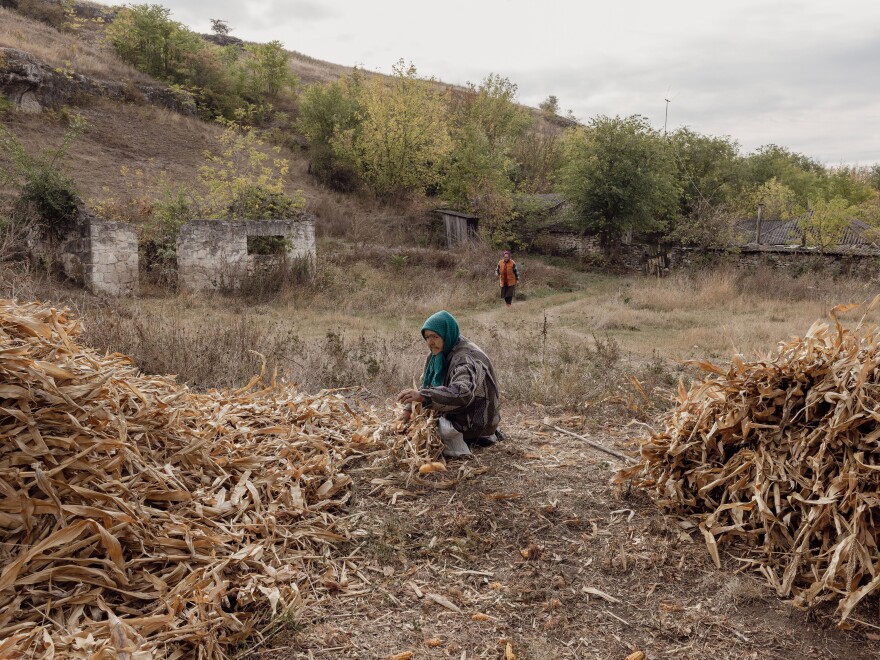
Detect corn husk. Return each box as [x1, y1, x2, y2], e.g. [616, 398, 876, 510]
[390, 403, 444, 475]
[618, 304, 880, 623]
[0, 299, 385, 657]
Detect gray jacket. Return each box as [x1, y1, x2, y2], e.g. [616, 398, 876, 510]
[418, 337, 500, 439]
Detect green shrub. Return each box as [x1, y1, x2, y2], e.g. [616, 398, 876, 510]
[227, 185, 300, 220]
[13, 167, 79, 236]
[0, 115, 84, 240]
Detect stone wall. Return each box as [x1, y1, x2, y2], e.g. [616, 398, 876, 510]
[60, 220, 138, 295]
[671, 245, 880, 279]
[176, 218, 316, 291]
[534, 230, 880, 278]
[532, 231, 652, 271]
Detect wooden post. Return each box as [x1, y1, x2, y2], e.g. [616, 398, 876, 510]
[755, 204, 764, 243]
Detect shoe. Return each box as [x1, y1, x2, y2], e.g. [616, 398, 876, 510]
[494, 429, 507, 442]
[473, 434, 496, 447]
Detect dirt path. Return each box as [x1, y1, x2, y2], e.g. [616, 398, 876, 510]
[470, 291, 596, 342]
[256, 412, 877, 659]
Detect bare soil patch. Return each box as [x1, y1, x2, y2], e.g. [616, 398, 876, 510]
[254, 409, 877, 659]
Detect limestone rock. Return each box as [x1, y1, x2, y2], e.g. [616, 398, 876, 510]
[0, 46, 196, 115]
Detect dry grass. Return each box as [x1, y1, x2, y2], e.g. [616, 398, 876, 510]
[16, 259, 878, 426]
[287, 49, 359, 85]
[0, 7, 153, 83]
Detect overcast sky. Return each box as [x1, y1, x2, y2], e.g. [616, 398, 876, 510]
[107, 0, 880, 166]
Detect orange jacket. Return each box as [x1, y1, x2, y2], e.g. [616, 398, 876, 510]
[496, 259, 518, 287]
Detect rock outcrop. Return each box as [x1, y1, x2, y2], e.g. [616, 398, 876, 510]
[0, 46, 197, 115]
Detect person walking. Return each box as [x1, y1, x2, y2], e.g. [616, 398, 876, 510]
[495, 250, 519, 307]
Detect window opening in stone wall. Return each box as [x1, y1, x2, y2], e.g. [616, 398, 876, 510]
[247, 235, 290, 255]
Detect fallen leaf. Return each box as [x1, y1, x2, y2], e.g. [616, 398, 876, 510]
[418, 462, 446, 474]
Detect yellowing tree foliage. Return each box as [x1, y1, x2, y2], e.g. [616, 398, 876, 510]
[335, 60, 451, 199]
[800, 197, 856, 250]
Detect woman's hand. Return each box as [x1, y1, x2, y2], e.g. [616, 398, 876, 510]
[396, 389, 425, 405]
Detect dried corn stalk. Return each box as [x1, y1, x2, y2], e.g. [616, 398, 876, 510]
[618, 304, 880, 624]
[0, 300, 386, 658]
[389, 403, 444, 476]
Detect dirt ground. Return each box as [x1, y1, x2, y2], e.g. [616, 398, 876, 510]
[253, 409, 880, 660]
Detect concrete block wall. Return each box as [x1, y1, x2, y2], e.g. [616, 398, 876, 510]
[176, 218, 316, 291]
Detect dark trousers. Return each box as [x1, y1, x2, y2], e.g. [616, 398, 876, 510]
[501, 285, 515, 304]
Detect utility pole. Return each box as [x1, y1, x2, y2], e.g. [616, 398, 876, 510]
[664, 97, 670, 136]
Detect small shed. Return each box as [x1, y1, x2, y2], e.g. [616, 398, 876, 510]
[434, 209, 479, 248]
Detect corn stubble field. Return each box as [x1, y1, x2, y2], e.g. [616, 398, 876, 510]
[3, 255, 880, 659]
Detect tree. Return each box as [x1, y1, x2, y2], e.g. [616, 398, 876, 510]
[558, 115, 678, 254]
[539, 95, 560, 115]
[800, 197, 856, 250]
[668, 128, 742, 215]
[510, 120, 565, 194]
[297, 72, 364, 189]
[244, 40, 294, 99]
[210, 18, 229, 36]
[442, 73, 529, 234]
[741, 144, 824, 210]
[335, 60, 451, 200]
[747, 178, 802, 222]
[869, 165, 880, 192]
[822, 167, 875, 206]
[198, 122, 304, 219]
[1, 115, 85, 240]
[105, 4, 203, 80]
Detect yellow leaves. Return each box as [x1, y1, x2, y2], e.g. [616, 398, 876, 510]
[418, 462, 446, 474]
[345, 64, 452, 198]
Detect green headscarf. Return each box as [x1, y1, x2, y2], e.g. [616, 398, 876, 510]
[420, 310, 460, 388]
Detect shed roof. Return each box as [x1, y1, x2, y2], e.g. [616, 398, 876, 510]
[434, 209, 479, 220]
[734, 216, 879, 248]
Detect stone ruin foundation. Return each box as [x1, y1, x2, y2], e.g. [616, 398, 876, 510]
[60, 219, 139, 296]
[176, 218, 316, 291]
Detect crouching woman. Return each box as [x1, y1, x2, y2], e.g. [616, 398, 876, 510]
[396, 310, 501, 457]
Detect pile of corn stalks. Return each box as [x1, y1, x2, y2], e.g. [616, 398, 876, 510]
[0, 300, 386, 658]
[389, 403, 444, 477]
[618, 305, 880, 624]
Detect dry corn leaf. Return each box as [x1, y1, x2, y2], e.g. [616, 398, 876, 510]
[618, 308, 880, 624]
[505, 641, 517, 660]
[418, 461, 446, 474]
[0, 300, 388, 657]
[625, 652, 645, 660]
